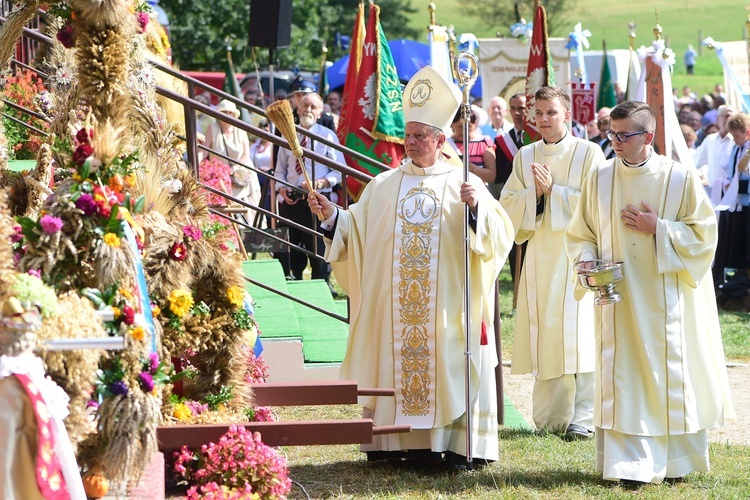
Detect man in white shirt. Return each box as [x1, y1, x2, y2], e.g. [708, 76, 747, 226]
[693, 105, 736, 198]
[480, 96, 513, 140]
[275, 93, 343, 285]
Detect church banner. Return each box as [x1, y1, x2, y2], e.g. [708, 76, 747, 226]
[478, 37, 571, 104]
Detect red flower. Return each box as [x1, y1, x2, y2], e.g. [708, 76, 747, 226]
[169, 242, 187, 261]
[76, 128, 92, 144]
[72, 144, 94, 166]
[122, 304, 136, 325]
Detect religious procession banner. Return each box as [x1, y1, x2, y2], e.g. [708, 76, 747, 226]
[339, 3, 405, 198]
[478, 37, 570, 108]
[718, 40, 750, 113]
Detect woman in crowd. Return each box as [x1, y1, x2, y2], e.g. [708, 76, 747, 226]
[447, 104, 496, 184]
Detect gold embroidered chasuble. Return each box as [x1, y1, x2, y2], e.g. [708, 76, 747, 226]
[499, 133, 604, 380]
[325, 159, 514, 445]
[565, 154, 736, 435]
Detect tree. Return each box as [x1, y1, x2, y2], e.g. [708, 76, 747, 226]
[460, 0, 575, 37]
[158, 0, 419, 73]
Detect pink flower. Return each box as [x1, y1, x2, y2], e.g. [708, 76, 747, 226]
[40, 214, 64, 234]
[27, 269, 41, 278]
[183, 225, 203, 241]
[135, 11, 150, 33]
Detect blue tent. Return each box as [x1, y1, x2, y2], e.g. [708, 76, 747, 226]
[327, 39, 481, 99]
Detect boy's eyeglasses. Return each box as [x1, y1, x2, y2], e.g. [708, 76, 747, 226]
[607, 130, 647, 142]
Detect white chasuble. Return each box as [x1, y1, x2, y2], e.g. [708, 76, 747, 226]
[499, 133, 604, 380]
[392, 174, 448, 428]
[565, 154, 736, 436]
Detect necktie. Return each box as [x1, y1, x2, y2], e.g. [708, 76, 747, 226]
[295, 135, 307, 175]
[513, 129, 523, 148]
[731, 145, 740, 178]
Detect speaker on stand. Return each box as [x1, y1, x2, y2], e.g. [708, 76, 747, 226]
[248, 0, 293, 102]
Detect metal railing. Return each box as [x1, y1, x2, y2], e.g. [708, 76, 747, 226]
[0, 14, 391, 328]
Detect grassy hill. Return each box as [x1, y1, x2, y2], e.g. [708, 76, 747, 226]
[402, 0, 746, 96]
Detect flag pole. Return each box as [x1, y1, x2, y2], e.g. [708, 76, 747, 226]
[454, 51, 478, 469]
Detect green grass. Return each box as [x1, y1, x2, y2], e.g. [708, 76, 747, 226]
[402, 0, 741, 97]
[277, 404, 750, 499]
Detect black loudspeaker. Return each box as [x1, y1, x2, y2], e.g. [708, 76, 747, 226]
[248, 0, 293, 49]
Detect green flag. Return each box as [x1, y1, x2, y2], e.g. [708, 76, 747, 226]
[597, 44, 617, 110]
[224, 47, 251, 123]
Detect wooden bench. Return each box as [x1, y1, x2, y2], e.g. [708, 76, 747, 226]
[157, 380, 410, 450]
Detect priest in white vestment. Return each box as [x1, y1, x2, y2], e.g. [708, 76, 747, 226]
[565, 101, 736, 485]
[307, 66, 514, 470]
[499, 87, 605, 439]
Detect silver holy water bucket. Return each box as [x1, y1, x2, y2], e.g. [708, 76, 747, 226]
[574, 260, 625, 306]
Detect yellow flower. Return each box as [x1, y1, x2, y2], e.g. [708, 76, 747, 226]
[72, 173, 82, 181]
[119, 288, 134, 301]
[168, 289, 194, 318]
[173, 403, 192, 421]
[124, 173, 136, 187]
[111, 306, 121, 319]
[131, 326, 145, 341]
[226, 286, 245, 308]
[151, 304, 161, 317]
[103, 233, 121, 247]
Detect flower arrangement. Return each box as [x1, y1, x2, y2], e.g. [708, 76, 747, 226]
[173, 425, 291, 499]
[2, 68, 50, 159]
[15, 122, 144, 288]
[198, 156, 232, 206]
[95, 351, 176, 399]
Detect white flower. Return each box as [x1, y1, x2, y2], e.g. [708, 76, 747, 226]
[162, 178, 183, 194]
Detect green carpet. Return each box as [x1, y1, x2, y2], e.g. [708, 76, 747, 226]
[242, 260, 300, 338]
[7, 160, 36, 172]
[287, 279, 349, 363]
[503, 396, 532, 430]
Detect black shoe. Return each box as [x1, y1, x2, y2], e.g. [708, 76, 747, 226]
[366, 450, 405, 463]
[443, 451, 492, 471]
[404, 449, 443, 467]
[619, 479, 647, 489]
[664, 476, 685, 485]
[564, 424, 593, 441]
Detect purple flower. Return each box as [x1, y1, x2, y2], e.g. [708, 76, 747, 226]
[39, 215, 64, 234]
[75, 193, 97, 215]
[27, 269, 41, 278]
[185, 400, 209, 415]
[138, 372, 155, 392]
[110, 380, 128, 396]
[182, 225, 203, 241]
[11, 225, 23, 243]
[149, 352, 160, 374]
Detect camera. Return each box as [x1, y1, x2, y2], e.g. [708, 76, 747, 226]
[287, 189, 304, 202]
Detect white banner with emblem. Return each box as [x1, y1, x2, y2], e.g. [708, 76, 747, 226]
[479, 38, 571, 102]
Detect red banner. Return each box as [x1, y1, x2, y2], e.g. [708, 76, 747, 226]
[523, 4, 555, 144]
[339, 4, 405, 199]
[571, 82, 597, 126]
